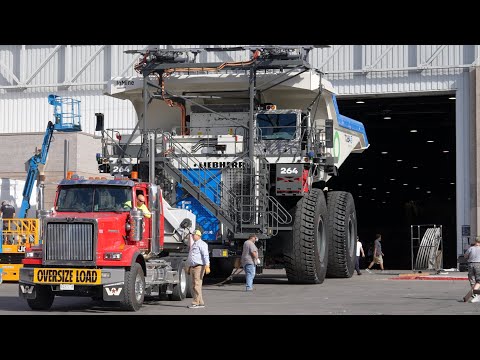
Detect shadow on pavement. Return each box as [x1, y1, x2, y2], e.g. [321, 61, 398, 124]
[204, 271, 289, 286]
[144, 301, 189, 308]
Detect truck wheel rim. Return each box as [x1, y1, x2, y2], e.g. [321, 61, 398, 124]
[317, 216, 326, 261]
[134, 273, 144, 302]
[180, 268, 186, 294]
[348, 215, 355, 258]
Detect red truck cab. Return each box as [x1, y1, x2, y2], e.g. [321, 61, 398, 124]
[19, 177, 189, 311]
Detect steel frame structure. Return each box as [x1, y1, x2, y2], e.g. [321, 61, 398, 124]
[2, 45, 480, 91]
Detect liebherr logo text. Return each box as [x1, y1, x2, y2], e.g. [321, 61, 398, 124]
[34, 269, 100, 284]
[116, 80, 134, 86]
[193, 161, 244, 169]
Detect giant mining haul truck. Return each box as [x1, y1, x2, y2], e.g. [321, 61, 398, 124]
[99, 45, 369, 285]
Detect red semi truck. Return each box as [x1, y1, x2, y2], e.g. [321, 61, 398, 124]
[18, 174, 196, 311]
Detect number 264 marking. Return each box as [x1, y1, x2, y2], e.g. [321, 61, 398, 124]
[113, 165, 130, 173]
[280, 167, 299, 174]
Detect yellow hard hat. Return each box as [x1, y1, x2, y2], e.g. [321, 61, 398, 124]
[194, 230, 202, 236]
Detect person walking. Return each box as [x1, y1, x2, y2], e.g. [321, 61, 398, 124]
[241, 234, 259, 291]
[366, 233, 384, 272]
[463, 237, 480, 302]
[355, 236, 365, 275]
[186, 229, 210, 308]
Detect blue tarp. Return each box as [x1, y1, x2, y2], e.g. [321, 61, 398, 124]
[176, 169, 221, 242]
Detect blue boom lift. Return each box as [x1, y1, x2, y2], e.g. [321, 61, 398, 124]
[18, 94, 82, 218]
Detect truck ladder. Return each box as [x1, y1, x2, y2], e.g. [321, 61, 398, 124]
[156, 132, 239, 233]
[237, 158, 292, 236]
[157, 133, 292, 237]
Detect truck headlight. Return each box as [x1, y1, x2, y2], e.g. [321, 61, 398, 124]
[104, 252, 122, 260]
[25, 251, 42, 258]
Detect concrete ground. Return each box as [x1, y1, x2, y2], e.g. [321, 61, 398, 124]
[0, 269, 478, 315]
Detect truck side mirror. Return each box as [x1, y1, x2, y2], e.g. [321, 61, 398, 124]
[95, 113, 104, 132]
[325, 119, 333, 148]
[180, 218, 192, 229]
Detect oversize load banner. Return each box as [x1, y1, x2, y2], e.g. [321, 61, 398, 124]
[33, 268, 101, 284]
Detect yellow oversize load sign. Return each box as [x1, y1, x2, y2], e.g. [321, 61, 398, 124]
[33, 269, 101, 285]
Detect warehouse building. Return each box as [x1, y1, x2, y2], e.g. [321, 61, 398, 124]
[0, 45, 478, 268]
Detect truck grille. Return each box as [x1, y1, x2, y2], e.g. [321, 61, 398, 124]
[45, 223, 95, 262]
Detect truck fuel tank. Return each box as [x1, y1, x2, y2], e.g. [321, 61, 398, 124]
[129, 209, 144, 242]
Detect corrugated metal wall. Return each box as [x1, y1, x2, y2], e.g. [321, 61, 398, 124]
[1, 45, 477, 135]
[0, 90, 137, 134]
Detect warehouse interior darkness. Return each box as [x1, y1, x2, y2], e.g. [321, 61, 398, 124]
[332, 94, 456, 270]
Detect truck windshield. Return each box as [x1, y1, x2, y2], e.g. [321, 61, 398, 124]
[56, 186, 132, 212]
[257, 113, 297, 140]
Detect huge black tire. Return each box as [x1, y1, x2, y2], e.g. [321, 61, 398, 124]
[26, 285, 54, 311]
[326, 191, 357, 278]
[170, 261, 187, 301]
[122, 262, 145, 311]
[283, 188, 329, 284]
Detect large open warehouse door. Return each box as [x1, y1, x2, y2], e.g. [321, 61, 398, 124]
[331, 94, 456, 269]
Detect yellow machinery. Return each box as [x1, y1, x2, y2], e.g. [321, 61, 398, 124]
[0, 218, 39, 281]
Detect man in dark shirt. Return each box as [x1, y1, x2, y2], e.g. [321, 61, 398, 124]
[1, 201, 16, 244]
[1, 201, 16, 222]
[365, 233, 384, 272]
[241, 234, 259, 291]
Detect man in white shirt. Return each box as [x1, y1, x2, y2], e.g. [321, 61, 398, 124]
[187, 230, 210, 308]
[355, 236, 365, 275]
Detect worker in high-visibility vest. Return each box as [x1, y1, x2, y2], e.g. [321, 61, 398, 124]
[123, 194, 151, 218]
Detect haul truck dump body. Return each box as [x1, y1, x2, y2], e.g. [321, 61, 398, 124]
[99, 46, 368, 283]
